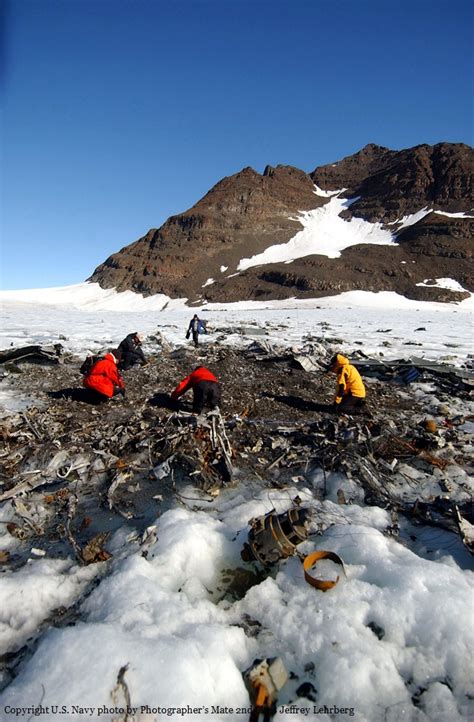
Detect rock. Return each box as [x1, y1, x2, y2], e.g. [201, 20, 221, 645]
[239, 326, 268, 336]
[87, 143, 473, 304]
[291, 355, 321, 372]
[3, 362, 23, 374]
[312, 142, 473, 222]
[0, 345, 62, 366]
[88, 165, 323, 300]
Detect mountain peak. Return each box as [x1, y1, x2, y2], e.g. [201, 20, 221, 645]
[359, 142, 390, 154]
[88, 142, 473, 304]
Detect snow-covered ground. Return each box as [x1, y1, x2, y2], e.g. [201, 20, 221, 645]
[1, 282, 472, 365]
[0, 283, 473, 722]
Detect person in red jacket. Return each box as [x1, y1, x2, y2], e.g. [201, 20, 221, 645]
[171, 366, 221, 413]
[83, 351, 125, 401]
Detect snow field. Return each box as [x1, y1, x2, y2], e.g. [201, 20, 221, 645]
[0, 286, 472, 366]
[1, 494, 473, 721]
[0, 508, 253, 720]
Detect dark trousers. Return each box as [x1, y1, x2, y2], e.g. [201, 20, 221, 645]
[193, 381, 221, 413]
[192, 331, 199, 347]
[88, 386, 121, 404]
[337, 393, 366, 414]
[119, 351, 142, 370]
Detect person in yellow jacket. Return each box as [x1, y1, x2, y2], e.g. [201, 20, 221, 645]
[327, 353, 366, 413]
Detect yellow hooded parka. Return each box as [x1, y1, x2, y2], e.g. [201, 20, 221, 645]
[331, 354, 366, 404]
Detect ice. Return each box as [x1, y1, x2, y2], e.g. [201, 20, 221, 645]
[0, 389, 36, 417]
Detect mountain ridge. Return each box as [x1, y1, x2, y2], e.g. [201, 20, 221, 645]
[89, 142, 473, 303]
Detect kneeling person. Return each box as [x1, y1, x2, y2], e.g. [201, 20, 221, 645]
[328, 353, 366, 413]
[171, 366, 220, 413]
[118, 332, 147, 370]
[83, 350, 125, 401]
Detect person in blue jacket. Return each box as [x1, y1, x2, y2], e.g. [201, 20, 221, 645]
[186, 314, 205, 347]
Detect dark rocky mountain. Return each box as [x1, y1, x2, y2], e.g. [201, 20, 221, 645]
[312, 142, 472, 221]
[89, 142, 474, 303]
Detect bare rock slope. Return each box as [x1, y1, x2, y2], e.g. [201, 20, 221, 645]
[89, 143, 474, 303]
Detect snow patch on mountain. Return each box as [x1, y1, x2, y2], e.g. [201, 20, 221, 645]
[236, 194, 396, 270]
[388, 207, 433, 229]
[416, 278, 469, 292]
[434, 210, 474, 219]
[388, 208, 474, 228]
[313, 184, 343, 198]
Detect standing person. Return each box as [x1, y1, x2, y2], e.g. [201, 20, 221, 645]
[118, 332, 147, 370]
[327, 353, 366, 413]
[83, 350, 125, 401]
[186, 314, 203, 347]
[171, 366, 221, 413]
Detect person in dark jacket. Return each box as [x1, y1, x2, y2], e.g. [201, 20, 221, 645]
[118, 333, 147, 370]
[186, 315, 202, 347]
[83, 350, 125, 401]
[171, 366, 221, 413]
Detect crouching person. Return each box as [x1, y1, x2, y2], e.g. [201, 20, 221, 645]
[118, 332, 147, 370]
[83, 350, 125, 402]
[171, 366, 220, 413]
[328, 353, 366, 413]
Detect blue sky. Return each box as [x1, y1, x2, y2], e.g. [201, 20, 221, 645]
[2, 0, 473, 290]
